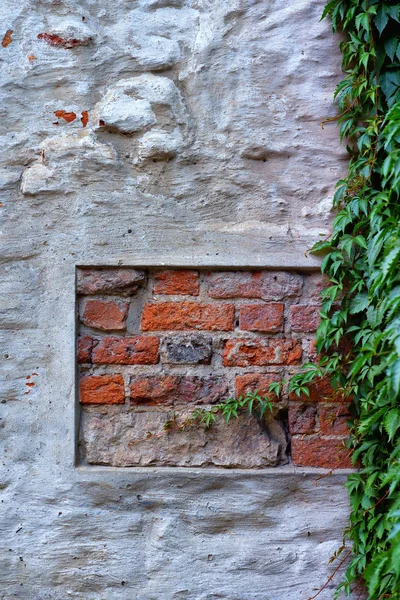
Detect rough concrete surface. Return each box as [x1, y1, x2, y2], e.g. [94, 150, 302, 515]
[0, 0, 358, 597]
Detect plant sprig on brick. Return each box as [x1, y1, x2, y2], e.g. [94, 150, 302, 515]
[189, 386, 278, 428]
[290, 1, 400, 597]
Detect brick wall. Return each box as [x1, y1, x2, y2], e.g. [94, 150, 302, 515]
[77, 268, 351, 468]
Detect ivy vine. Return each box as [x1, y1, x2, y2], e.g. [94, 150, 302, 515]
[293, 0, 400, 597]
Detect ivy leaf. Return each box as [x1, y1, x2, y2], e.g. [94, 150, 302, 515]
[374, 5, 390, 35]
[385, 37, 399, 62]
[382, 246, 400, 277]
[389, 359, 400, 396]
[384, 409, 400, 442]
[349, 292, 369, 314]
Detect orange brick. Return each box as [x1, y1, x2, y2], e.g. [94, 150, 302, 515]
[235, 374, 280, 398]
[80, 374, 125, 405]
[291, 305, 320, 333]
[92, 336, 159, 364]
[223, 339, 302, 367]
[239, 303, 284, 332]
[141, 302, 235, 331]
[291, 436, 352, 468]
[154, 270, 199, 295]
[81, 299, 129, 331]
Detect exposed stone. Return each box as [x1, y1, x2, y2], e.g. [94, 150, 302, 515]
[77, 268, 146, 295]
[161, 335, 213, 364]
[137, 128, 183, 160]
[81, 408, 288, 468]
[95, 95, 156, 134]
[129, 36, 181, 70]
[80, 374, 125, 405]
[141, 302, 235, 331]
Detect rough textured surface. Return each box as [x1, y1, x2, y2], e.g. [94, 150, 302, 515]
[0, 0, 358, 596]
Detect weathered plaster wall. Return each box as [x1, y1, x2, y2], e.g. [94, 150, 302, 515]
[0, 0, 358, 597]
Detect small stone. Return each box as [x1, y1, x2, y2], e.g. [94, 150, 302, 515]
[161, 336, 212, 364]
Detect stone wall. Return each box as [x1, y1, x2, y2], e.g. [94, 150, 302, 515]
[0, 0, 358, 597]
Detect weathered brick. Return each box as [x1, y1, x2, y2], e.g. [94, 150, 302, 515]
[291, 436, 352, 468]
[206, 271, 302, 301]
[239, 303, 284, 332]
[289, 377, 341, 402]
[77, 268, 146, 296]
[92, 336, 159, 364]
[319, 404, 351, 436]
[81, 299, 129, 331]
[80, 374, 125, 405]
[130, 375, 228, 406]
[223, 339, 302, 367]
[161, 336, 213, 364]
[288, 403, 317, 435]
[77, 335, 94, 363]
[154, 270, 199, 295]
[290, 305, 320, 332]
[141, 302, 235, 331]
[236, 374, 280, 398]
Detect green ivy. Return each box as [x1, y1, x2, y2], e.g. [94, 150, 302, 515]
[293, 0, 400, 597]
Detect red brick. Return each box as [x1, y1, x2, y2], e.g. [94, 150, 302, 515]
[291, 436, 352, 468]
[289, 377, 342, 402]
[154, 270, 199, 295]
[319, 404, 351, 436]
[92, 336, 159, 364]
[77, 335, 94, 363]
[130, 375, 228, 406]
[81, 299, 129, 331]
[239, 303, 284, 332]
[77, 268, 146, 295]
[291, 305, 320, 333]
[206, 271, 302, 300]
[223, 339, 302, 367]
[288, 403, 317, 435]
[235, 374, 280, 398]
[80, 374, 125, 405]
[141, 302, 235, 331]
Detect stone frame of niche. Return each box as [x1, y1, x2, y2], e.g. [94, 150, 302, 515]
[73, 261, 350, 474]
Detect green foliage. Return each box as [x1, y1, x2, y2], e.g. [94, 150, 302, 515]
[190, 387, 276, 428]
[295, 0, 400, 597]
